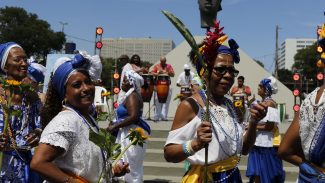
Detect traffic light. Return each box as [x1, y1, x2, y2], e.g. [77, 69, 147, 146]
[113, 86, 120, 94]
[96, 27, 103, 35]
[293, 89, 300, 97]
[317, 72, 324, 81]
[96, 41, 103, 49]
[293, 104, 300, 112]
[94, 27, 103, 54]
[292, 73, 300, 81]
[113, 73, 120, 80]
[292, 72, 301, 113]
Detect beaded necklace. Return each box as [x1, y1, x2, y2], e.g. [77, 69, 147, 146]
[199, 89, 242, 182]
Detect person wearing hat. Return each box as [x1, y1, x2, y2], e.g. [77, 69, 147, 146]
[21, 57, 47, 104]
[118, 54, 147, 104]
[176, 64, 195, 88]
[246, 76, 285, 183]
[164, 22, 268, 182]
[0, 42, 42, 182]
[31, 53, 129, 182]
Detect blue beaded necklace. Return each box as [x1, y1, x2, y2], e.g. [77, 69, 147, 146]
[198, 89, 242, 182]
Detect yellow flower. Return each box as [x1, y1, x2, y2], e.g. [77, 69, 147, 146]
[234, 100, 243, 108]
[135, 127, 149, 140]
[101, 91, 110, 97]
[5, 80, 21, 86]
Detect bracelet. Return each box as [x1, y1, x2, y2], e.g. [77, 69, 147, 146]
[182, 140, 195, 156]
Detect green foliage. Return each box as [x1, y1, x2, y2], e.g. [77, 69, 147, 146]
[292, 44, 318, 80]
[0, 6, 66, 59]
[89, 128, 121, 159]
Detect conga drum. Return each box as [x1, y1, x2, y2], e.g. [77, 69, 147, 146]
[141, 74, 154, 102]
[156, 74, 170, 103]
[180, 86, 192, 100]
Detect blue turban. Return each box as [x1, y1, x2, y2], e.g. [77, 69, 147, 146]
[217, 39, 240, 64]
[0, 42, 22, 73]
[260, 76, 278, 96]
[52, 54, 90, 100]
[28, 63, 46, 83]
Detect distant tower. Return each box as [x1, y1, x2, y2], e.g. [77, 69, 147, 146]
[65, 42, 76, 54]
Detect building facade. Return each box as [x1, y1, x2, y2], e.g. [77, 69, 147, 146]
[278, 38, 317, 70]
[100, 38, 175, 63]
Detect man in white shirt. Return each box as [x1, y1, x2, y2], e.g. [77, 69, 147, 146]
[176, 64, 195, 87]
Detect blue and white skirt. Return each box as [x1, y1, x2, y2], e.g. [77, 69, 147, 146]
[246, 146, 285, 183]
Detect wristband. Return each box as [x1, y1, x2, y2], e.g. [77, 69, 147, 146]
[182, 140, 195, 156]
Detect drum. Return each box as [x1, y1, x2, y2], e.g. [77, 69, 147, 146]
[156, 74, 170, 103]
[141, 74, 154, 102]
[180, 86, 192, 100]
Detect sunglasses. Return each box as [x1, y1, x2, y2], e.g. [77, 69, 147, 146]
[212, 66, 239, 77]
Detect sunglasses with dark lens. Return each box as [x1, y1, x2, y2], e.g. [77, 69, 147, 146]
[212, 66, 239, 77]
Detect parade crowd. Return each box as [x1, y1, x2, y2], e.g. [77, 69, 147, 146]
[0, 3, 324, 183]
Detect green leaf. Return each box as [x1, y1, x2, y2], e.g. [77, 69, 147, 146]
[161, 10, 198, 51]
[161, 10, 205, 74]
[96, 112, 109, 121]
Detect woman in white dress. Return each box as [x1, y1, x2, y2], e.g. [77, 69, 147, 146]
[164, 23, 268, 183]
[30, 53, 129, 183]
[108, 70, 150, 183]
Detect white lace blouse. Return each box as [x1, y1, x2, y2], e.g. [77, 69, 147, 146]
[254, 107, 281, 147]
[40, 110, 107, 183]
[165, 101, 243, 165]
[299, 87, 325, 160]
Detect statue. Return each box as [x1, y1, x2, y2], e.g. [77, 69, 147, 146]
[198, 0, 222, 28]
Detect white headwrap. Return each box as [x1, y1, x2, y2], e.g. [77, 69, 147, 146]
[260, 76, 278, 96]
[119, 70, 144, 104]
[0, 42, 22, 73]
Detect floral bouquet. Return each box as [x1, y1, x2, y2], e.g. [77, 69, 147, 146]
[0, 78, 34, 171]
[89, 127, 148, 182]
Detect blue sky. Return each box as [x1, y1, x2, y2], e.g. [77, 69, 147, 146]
[1, 0, 324, 72]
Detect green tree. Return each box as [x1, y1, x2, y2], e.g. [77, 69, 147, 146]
[291, 43, 319, 93]
[292, 44, 318, 80]
[0, 6, 66, 59]
[277, 69, 294, 90]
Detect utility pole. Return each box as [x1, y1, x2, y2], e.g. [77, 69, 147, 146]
[274, 25, 279, 79]
[59, 21, 68, 33]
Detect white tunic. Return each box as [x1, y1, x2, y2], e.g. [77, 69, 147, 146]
[176, 71, 195, 86]
[165, 101, 244, 165]
[40, 110, 107, 183]
[254, 107, 281, 147]
[299, 88, 325, 160]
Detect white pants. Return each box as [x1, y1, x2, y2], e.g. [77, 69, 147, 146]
[154, 87, 172, 120]
[116, 124, 147, 183]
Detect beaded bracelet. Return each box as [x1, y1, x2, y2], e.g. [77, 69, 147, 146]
[182, 140, 195, 156]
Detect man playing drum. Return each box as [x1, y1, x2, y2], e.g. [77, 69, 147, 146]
[176, 64, 195, 100]
[151, 56, 175, 121]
